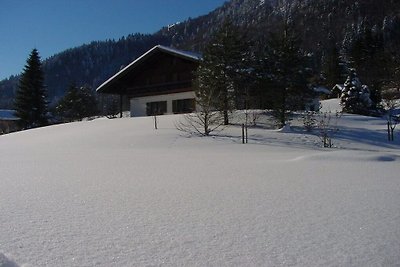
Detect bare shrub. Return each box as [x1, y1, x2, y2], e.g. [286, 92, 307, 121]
[175, 110, 225, 136]
[316, 110, 341, 148]
[302, 111, 317, 132]
[382, 98, 399, 141]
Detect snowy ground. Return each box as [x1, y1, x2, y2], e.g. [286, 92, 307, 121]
[1, 99, 399, 266]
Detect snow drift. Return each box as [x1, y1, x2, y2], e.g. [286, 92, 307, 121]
[0, 100, 399, 266]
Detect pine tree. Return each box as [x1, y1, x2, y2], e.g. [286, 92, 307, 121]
[255, 21, 314, 127]
[201, 18, 248, 125]
[175, 21, 248, 135]
[55, 85, 98, 122]
[346, 27, 388, 108]
[322, 38, 344, 96]
[14, 49, 48, 129]
[340, 69, 372, 115]
[103, 95, 120, 118]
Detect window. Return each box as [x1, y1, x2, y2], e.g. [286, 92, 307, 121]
[146, 101, 167, 116]
[172, 98, 195, 114]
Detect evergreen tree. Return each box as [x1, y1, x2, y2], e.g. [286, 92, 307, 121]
[14, 49, 48, 129]
[201, 18, 248, 125]
[346, 27, 389, 108]
[322, 37, 344, 96]
[176, 21, 248, 135]
[340, 69, 372, 115]
[55, 85, 98, 122]
[255, 22, 314, 127]
[103, 95, 120, 118]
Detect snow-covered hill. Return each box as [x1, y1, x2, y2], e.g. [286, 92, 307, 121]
[1, 100, 399, 266]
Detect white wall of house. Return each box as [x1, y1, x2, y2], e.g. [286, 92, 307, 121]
[130, 91, 196, 117]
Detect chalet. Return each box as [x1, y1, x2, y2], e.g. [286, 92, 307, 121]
[96, 45, 201, 117]
[0, 110, 20, 134]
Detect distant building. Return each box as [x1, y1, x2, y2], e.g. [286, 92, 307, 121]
[332, 84, 344, 98]
[0, 110, 20, 134]
[304, 86, 331, 111]
[96, 45, 201, 117]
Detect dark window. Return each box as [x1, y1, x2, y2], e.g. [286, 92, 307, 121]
[172, 98, 195, 114]
[146, 101, 167, 116]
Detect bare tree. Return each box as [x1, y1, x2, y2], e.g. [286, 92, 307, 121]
[382, 95, 399, 141]
[382, 87, 400, 141]
[175, 89, 225, 136]
[301, 108, 341, 147]
[175, 110, 225, 136]
[316, 110, 341, 148]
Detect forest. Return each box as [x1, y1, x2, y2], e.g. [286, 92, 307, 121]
[0, 0, 399, 111]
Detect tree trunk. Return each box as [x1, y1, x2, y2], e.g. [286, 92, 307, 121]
[119, 94, 123, 118]
[242, 124, 245, 144]
[204, 114, 209, 136]
[391, 126, 395, 141]
[223, 110, 229, 125]
[223, 90, 229, 125]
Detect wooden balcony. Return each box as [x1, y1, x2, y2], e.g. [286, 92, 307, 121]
[126, 80, 193, 98]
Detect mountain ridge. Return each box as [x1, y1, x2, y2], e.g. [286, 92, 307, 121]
[1, 0, 399, 109]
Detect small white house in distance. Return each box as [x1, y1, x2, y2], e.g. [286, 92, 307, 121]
[96, 45, 201, 117]
[0, 110, 20, 134]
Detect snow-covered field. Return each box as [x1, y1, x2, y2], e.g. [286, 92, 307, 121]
[1, 100, 399, 266]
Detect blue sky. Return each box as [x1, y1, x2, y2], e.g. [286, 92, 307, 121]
[0, 0, 227, 80]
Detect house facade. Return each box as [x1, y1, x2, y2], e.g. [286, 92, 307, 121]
[96, 45, 201, 117]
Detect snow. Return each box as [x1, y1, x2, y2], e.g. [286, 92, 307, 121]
[157, 45, 202, 61]
[0, 253, 19, 267]
[0, 110, 18, 121]
[320, 98, 342, 112]
[1, 99, 399, 266]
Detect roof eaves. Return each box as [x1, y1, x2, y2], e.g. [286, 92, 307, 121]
[96, 45, 160, 93]
[157, 45, 202, 61]
[96, 45, 202, 94]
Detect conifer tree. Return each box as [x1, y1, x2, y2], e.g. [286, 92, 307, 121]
[176, 20, 248, 135]
[340, 69, 372, 115]
[256, 21, 314, 127]
[201, 18, 248, 125]
[55, 85, 98, 122]
[347, 27, 388, 108]
[14, 49, 48, 129]
[322, 38, 344, 96]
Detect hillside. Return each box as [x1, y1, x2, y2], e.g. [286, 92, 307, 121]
[1, 100, 400, 266]
[0, 34, 170, 107]
[1, 0, 399, 108]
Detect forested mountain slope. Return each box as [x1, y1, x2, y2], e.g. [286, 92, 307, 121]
[1, 0, 399, 108]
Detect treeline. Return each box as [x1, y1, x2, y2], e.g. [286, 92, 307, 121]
[180, 18, 323, 136]
[13, 49, 113, 130]
[179, 14, 398, 136]
[0, 34, 170, 108]
[167, 0, 400, 101]
[1, 0, 399, 110]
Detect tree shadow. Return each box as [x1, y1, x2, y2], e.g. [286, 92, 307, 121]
[335, 125, 400, 149]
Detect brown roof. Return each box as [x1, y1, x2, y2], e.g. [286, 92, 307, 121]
[96, 45, 201, 94]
